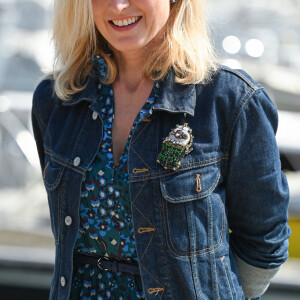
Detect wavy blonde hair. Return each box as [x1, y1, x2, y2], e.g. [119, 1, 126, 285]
[52, 0, 218, 100]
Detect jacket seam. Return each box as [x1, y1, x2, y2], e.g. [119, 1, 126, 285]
[130, 145, 152, 170]
[131, 181, 147, 206]
[131, 180, 158, 261]
[223, 87, 264, 176]
[129, 155, 225, 182]
[69, 111, 90, 171]
[131, 180, 157, 260]
[60, 97, 95, 106]
[158, 180, 174, 299]
[138, 222, 156, 262]
[138, 261, 166, 299]
[219, 65, 262, 90]
[44, 148, 86, 174]
[152, 107, 194, 116]
[130, 117, 153, 144]
[221, 256, 234, 298]
[43, 165, 65, 190]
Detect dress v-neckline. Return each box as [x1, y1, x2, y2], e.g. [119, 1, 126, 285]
[109, 83, 158, 169]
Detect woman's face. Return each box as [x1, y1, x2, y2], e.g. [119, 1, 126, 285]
[92, 0, 170, 54]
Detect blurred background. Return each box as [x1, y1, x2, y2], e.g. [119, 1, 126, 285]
[0, 0, 299, 299]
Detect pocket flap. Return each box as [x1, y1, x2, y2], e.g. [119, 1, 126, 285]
[160, 165, 220, 203]
[43, 158, 65, 191]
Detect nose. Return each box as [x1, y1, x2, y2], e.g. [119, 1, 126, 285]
[110, 0, 130, 14]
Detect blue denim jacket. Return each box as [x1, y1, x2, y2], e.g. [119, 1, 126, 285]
[31, 65, 290, 300]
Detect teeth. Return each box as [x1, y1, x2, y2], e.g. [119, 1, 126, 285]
[112, 16, 140, 27]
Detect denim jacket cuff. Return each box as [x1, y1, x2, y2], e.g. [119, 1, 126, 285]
[234, 253, 280, 298]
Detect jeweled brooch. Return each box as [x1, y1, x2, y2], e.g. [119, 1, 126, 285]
[157, 123, 193, 170]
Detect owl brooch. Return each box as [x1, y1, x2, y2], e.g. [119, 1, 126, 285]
[157, 123, 194, 170]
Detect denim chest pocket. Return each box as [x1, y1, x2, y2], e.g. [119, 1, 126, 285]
[159, 162, 225, 256]
[43, 156, 66, 243]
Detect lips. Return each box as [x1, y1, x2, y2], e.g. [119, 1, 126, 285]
[110, 16, 142, 27]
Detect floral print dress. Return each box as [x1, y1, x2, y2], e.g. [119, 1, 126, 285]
[70, 64, 160, 299]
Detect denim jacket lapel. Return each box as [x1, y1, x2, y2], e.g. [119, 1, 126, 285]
[59, 66, 100, 107]
[153, 69, 197, 117]
[58, 67, 198, 117]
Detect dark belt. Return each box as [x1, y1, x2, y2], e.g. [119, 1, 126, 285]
[73, 254, 140, 275]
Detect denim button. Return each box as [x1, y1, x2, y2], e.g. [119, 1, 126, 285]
[73, 157, 81, 166]
[92, 111, 98, 120]
[60, 276, 66, 287]
[65, 216, 72, 226]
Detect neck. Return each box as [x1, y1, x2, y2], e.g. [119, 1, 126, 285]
[114, 50, 145, 91]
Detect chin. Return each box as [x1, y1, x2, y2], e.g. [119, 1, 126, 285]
[111, 42, 147, 54]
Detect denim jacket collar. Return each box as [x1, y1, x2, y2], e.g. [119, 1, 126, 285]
[59, 67, 197, 116]
[153, 69, 196, 116]
[58, 67, 100, 107]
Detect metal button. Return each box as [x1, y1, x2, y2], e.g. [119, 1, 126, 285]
[73, 157, 81, 166]
[65, 216, 72, 226]
[92, 111, 98, 120]
[60, 276, 66, 287]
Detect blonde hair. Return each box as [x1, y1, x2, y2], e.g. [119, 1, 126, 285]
[52, 0, 218, 100]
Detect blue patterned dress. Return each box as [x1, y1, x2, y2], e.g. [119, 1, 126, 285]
[70, 58, 160, 300]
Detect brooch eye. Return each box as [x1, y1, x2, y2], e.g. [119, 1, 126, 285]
[156, 123, 194, 170]
[175, 131, 183, 138]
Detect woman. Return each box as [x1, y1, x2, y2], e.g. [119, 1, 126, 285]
[32, 0, 291, 299]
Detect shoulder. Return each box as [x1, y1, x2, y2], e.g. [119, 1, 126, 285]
[32, 74, 56, 128]
[215, 65, 262, 90]
[32, 73, 55, 109]
[201, 65, 263, 97]
[217, 65, 275, 111]
[193, 65, 278, 139]
[197, 65, 275, 116]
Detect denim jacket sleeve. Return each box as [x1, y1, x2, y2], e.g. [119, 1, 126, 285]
[225, 87, 291, 298]
[32, 104, 45, 172]
[31, 77, 54, 173]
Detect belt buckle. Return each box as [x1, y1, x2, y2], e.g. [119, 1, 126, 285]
[97, 256, 110, 271]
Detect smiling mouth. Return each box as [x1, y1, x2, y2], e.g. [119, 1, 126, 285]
[110, 16, 142, 27]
